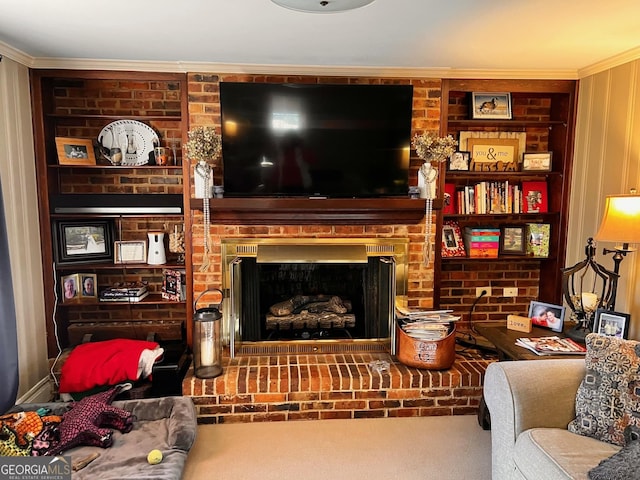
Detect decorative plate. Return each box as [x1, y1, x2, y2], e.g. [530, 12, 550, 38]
[98, 120, 159, 166]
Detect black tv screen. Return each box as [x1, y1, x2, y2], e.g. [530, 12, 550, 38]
[220, 82, 413, 198]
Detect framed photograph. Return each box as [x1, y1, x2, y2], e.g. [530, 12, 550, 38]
[448, 151, 470, 171]
[61, 273, 80, 302]
[499, 225, 526, 255]
[526, 223, 551, 258]
[53, 219, 115, 265]
[79, 273, 97, 298]
[470, 92, 512, 120]
[528, 300, 566, 333]
[441, 220, 466, 258]
[522, 181, 548, 213]
[114, 240, 147, 264]
[55, 137, 96, 166]
[522, 152, 553, 172]
[594, 309, 630, 339]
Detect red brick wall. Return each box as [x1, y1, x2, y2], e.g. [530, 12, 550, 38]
[187, 73, 442, 311]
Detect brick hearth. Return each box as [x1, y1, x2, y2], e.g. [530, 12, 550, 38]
[182, 352, 494, 423]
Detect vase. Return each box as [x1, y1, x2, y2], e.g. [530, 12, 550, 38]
[417, 162, 437, 199]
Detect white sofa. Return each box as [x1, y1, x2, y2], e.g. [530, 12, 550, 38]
[483, 359, 620, 479]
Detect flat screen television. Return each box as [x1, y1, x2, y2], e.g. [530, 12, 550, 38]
[220, 82, 413, 198]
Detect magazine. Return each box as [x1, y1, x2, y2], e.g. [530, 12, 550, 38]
[516, 336, 586, 355]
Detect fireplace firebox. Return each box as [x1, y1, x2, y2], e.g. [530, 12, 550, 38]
[221, 238, 409, 356]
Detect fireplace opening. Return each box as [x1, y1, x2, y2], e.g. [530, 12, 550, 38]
[239, 259, 392, 342]
[222, 238, 409, 356]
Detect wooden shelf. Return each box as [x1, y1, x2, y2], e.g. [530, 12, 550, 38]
[190, 197, 434, 225]
[48, 164, 183, 170]
[59, 293, 185, 306]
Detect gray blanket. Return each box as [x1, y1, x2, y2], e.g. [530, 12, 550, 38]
[11, 396, 197, 480]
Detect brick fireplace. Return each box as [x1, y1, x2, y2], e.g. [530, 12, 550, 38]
[182, 74, 493, 423]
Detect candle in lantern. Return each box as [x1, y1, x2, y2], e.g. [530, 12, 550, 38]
[581, 292, 598, 311]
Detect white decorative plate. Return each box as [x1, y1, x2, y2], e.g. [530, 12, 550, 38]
[98, 120, 159, 166]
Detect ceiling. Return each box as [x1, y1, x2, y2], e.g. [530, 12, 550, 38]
[1, 0, 640, 77]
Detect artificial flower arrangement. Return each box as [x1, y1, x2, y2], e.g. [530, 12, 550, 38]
[184, 126, 222, 165]
[412, 132, 458, 163]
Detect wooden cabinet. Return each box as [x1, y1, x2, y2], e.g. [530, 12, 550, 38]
[30, 70, 191, 356]
[436, 79, 577, 312]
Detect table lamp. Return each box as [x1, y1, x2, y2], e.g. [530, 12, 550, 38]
[594, 193, 640, 309]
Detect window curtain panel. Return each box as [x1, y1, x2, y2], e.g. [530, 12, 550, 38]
[0, 178, 18, 412]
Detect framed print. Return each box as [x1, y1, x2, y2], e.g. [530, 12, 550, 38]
[594, 309, 630, 339]
[522, 152, 553, 172]
[499, 225, 526, 255]
[448, 151, 470, 171]
[53, 219, 115, 265]
[55, 137, 96, 166]
[526, 223, 551, 258]
[441, 220, 466, 258]
[61, 273, 80, 302]
[528, 300, 566, 333]
[79, 273, 97, 298]
[470, 92, 512, 120]
[114, 240, 147, 264]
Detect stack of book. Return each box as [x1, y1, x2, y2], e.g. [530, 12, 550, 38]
[463, 227, 500, 258]
[99, 282, 149, 302]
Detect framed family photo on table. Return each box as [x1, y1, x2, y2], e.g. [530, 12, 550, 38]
[528, 300, 565, 333]
[594, 309, 630, 339]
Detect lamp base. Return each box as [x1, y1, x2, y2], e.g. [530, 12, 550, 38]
[566, 323, 591, 344]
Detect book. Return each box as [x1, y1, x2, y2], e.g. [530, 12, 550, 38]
[522, 181, 548, 213]
[443, 183, 456, 214]
[100, 285, 148, 298]
[100, 281, 148, 296]
[516, 336, 586, 355]
[99, 291, 149, 302]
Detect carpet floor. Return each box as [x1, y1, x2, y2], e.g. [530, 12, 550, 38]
[182, 415, 491, 480]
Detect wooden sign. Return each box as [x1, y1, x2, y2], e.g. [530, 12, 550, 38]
[507, 314, 532, 333]
[467, 138, 520, 172]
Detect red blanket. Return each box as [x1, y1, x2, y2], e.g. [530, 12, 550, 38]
[59, 339, 159, 393]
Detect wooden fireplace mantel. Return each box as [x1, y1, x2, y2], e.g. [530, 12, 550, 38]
[190, 197, 436, 225]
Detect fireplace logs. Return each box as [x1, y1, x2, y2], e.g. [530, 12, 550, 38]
[266, 295, 355, 330]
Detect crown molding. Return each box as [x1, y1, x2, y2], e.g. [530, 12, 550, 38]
[578, 46, 640, 78]
[0, 41, 34, 67]
[25, 56, 579, 80]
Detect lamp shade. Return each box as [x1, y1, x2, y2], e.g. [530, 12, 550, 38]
[595, 194, 640, 245]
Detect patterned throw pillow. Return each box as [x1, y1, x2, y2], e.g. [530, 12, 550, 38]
[568, 333, 640, 446]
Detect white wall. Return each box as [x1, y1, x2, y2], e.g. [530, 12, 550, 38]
[0, 56, 50, 401]
[567, 59, 640, 339]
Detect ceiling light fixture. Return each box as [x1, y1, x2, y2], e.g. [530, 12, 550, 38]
[271, 0, 375, 13]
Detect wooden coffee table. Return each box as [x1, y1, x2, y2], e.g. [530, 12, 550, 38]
[475, 321, 586, 429]
[475, 322, 585, 361]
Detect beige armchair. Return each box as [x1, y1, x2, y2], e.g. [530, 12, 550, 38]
[483, 359, 619, 479]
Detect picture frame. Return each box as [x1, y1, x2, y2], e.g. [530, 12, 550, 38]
[526, 223, 551, 258]
[470, 92, 512, 120]
[114, 240, 147, 264]
[448, 151, 470, 171]
[53, 219, 115, 265]
[528, 300, 566, 333]
[593, 309, 630, 339]
[441, 220, 466, 258]
[499, 225, 526, 255]
[522, 152, 553, 172]
[61, 273, 80, 302]
[79, 273, 97, 298]
[55, 137, 96, 166]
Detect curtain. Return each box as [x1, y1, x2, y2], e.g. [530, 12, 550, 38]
[0, 177, 18, 412]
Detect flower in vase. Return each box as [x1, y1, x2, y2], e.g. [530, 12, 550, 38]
[412, 132, 458, 163]
[184, 126, 222, 165]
